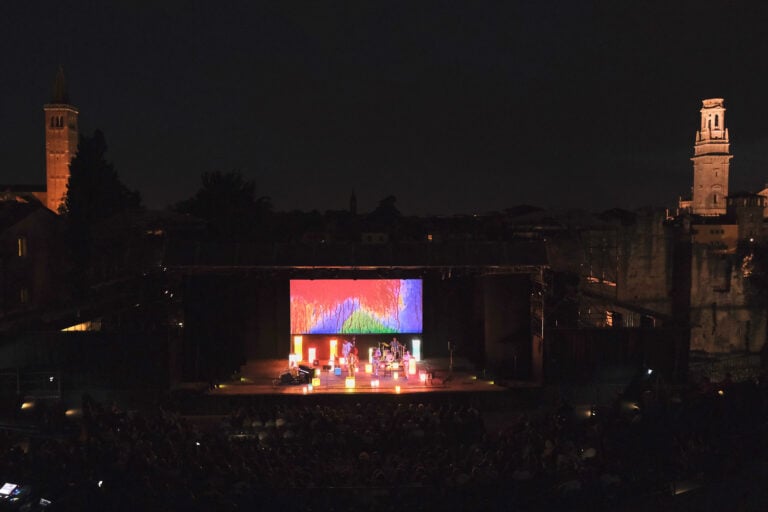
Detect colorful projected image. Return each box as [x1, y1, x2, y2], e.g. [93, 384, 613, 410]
[290, 279, 422, 334]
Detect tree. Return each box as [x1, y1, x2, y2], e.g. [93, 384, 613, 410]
[174, 171, 272, 239]
[60, 130, 141, 295]
[60, 130, 141, 222]
[366, 194, 401, 233]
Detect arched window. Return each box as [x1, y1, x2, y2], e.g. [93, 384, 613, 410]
[708, 118, 711, 130]
[714, 194, 718, 204]
[715, 114, 719, 127]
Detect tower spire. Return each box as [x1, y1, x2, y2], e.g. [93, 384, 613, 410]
[51, 65, 70, 104]
[44, 67, 79, 212]
[691, 98, 732, 216]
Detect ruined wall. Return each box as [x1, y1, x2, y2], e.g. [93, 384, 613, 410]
[616, 210, 674, 316]
[580, 209, 674, 320]
[689, 246, 766, 353]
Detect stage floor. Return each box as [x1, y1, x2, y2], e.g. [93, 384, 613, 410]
[208, 358, 524, 396]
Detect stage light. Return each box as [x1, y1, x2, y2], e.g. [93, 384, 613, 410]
[293, 336, 303, 361]
[647, 368, 653, 375]
[20, 401, 34, 410]
[65, 408, 82, 417]
[345, 377, 355, 389]
[312, 377, 320, 387]
[395, 385, 401, 394]
[718, 389, 724, 396]
[98, 480, 103, 488]
[308, 347, 316, 363]
[365, 364, 373, 374]
[330, 339, 338, 358]
[412, 338, 421, 361]
[408, 358, 417, 375]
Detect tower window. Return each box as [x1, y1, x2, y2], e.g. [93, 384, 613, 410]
[714, 194, 718, 204]
[715, 114, 719, 127]
[17, 236, 27, 257]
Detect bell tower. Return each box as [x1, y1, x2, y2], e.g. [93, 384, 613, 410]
[691, 98, 731, 216]
[44, 66, 79, 213]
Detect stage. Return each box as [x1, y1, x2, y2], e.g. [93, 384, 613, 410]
[207, 357, 522, 396]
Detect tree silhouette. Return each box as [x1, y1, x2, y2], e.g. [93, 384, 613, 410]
[175, 171, 272, 239]
[60, 130, 140, 295]
[60, 130, 141, 221]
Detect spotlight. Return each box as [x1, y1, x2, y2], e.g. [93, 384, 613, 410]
[647, 369, 653, 376]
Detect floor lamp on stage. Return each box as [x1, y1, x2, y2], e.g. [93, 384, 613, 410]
[411, 338, 421, 361]
[293, 336, 303, 362]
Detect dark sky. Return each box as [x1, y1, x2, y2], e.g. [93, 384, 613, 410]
[3, 1, 768, 215]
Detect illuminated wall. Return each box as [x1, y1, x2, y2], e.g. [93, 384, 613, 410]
[290, 279, 422, 334]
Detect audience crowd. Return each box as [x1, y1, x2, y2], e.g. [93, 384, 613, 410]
[1, 371, 767, 511]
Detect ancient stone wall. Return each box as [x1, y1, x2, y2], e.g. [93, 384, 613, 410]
[689, 245, 766, 352]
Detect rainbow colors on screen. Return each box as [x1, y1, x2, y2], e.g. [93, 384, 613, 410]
[290, 279, 423, 334]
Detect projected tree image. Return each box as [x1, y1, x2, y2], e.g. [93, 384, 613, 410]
[290, 280, 422, 334]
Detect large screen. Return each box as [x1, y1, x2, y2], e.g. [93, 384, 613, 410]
[290, 279, 423, 334]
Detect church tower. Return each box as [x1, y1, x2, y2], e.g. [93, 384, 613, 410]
[43, 66, 79, 213]
[691, 98, 731, 216]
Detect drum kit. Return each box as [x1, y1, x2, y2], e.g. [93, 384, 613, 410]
[375, 338, 405, 375]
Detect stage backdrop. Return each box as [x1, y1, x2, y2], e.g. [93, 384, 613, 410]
[290, 279, 423, 334]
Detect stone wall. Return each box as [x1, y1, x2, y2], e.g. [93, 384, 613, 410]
[689, 245, 766, 353]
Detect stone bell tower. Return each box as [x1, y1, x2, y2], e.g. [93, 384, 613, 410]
[691, 98, 731, 216]
[43, 66, 79, 213]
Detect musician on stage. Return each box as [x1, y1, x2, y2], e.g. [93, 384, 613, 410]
[342, 339, 352, 371]
[347, 339, 359, 377]
[402, 349, 411, 379]
[390, 337, 401, 360]
[373, 347, 382, 376]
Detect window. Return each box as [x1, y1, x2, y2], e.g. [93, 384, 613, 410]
[17, 236, 27, 257]
[715, 114, 719, 127]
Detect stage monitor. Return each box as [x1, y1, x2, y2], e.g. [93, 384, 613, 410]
[290, 279, 422, 334]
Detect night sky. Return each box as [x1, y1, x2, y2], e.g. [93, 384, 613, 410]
[3, 2, 768, 216]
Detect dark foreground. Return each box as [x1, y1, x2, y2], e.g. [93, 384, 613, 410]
[1, 371, 768, 511]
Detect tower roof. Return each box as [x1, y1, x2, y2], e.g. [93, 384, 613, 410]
[51, 65, 70, 104]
